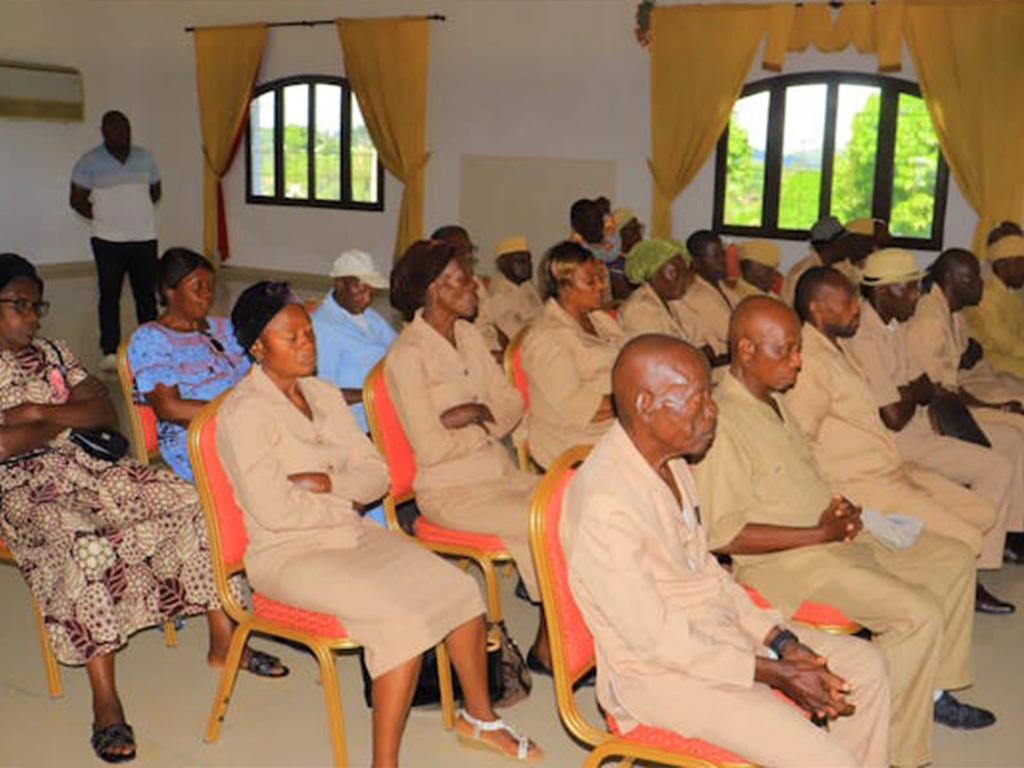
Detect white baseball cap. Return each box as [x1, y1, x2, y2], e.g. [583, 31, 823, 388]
[329, 249, 388, 289]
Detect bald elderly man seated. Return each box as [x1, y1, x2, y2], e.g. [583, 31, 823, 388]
[562, 335, 890, 767]
[693, 297, 992, 768]
[784, 267, 998, 562]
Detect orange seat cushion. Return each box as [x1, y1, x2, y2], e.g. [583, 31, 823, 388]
[413, 516, 506, 552]
[607, 713, 748, 764]
[252, 593, 349, 638]
[742, 584, 859, 631]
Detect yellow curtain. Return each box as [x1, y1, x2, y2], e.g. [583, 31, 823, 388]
[193, 24, 267, 264]
[762, 1, 903, 71]
[905, 1, 1024, 252]
[649, 4, 770, 237]
[336, 17, 430, 259]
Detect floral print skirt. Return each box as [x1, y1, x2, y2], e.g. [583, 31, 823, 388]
[0, 442, 222, 665]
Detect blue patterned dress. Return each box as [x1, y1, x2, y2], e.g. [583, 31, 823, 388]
[128, 316, 249, 481]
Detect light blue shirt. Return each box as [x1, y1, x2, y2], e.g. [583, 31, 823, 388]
[312, 293, 396, 527]
[312, 292, 397, 431]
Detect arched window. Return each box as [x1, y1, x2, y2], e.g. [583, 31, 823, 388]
[713, 71, 949, 249]
[246, 76, 384, 210]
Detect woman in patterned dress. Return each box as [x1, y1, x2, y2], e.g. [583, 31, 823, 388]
[127, 247, 249, 483]
[0, 254, 282, 764]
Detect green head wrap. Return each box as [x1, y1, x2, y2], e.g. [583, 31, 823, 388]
[624, 238, 689, 284]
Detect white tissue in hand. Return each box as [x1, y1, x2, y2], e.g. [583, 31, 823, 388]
[861, 507, 924, 550]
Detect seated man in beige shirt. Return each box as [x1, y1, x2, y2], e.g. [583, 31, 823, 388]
[693, 297, 992, 768]
[784, 267, 998, 561]
[563, 335, 890, 767]
[845, 248, 1022, 611]
[619, 238, 691, 339]
[670, 230, 739, 370]
[477, 236, 543, 351]
[906, 248, 1024, 564]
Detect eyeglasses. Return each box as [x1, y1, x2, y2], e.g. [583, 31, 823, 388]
[0, 298, 50, 317]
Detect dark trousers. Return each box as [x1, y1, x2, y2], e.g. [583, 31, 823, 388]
[90, 237, 159, 354]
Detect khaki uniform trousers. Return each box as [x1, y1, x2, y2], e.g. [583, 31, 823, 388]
[737, 532, 974, 767]
[614, 626, 890, 768]
[895, 427, 1017, 568]
[417, 473, 540, 599]
[973, 409, 1024, 533]
[837, 466, 996, 558]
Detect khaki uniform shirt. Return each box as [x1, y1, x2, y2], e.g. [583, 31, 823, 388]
[563, 421, 780, 732]
[618, 282, 685, 340]
[845, 302, 939, 445]
[963, 273, 1024, 380]
[481, 274, 543, 343]
[473, 276, 501, 352]
[385, 311, 524, 492]
[669, 275, 738, 356]
[905, 287, 1024, 400]
[731, 277, 770, 301]
[217, 366, 390, 569]
[784, 323, 906, 486]
[521, 299, 624, 467]
[693, 373, 834, 556]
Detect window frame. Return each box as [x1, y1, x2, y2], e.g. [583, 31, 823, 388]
[245, 75, 385, 212]
[712, 70, 949, 250]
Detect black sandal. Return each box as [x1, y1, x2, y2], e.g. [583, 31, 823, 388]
[243, 649, 289, 678]
[90, 722, 136, 764]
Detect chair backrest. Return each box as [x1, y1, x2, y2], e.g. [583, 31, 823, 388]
[503, 328, 530, 410]
[116, 339, 160, 464]
[187, 394, 249, 623]
[528, 444, 605, 747]
[363, 359, 416, 529]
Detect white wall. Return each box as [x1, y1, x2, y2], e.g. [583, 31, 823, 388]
[0, 0, 984, 277]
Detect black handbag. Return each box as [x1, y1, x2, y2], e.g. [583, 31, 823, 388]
[928, 393, 991, 448]
[39, 338, 131, 462]
[69, 428, 130, 462]
[359, 620, 531, 709]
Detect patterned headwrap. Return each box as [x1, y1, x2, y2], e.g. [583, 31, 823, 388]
[390, 239, 460, 321]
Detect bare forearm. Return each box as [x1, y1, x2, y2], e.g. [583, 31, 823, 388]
[879, 400, 916, 431]
[718, 523, 826, 555]
[151, 397, 207, 426]
[0, 422, 64, 460]
[38, 398, 118, 430]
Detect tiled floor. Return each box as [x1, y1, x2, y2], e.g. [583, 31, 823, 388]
[2, 269, 1023, 766]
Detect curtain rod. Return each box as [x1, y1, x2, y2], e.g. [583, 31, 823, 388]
[185, 15, 445, 32]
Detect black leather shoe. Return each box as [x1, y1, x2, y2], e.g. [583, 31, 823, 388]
[976, 583, 1016, 614]
[933, 692, 996, 729]
[1004, 533, 1024, 564]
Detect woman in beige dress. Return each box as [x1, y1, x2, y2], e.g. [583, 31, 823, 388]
[217, 282, 540, 767]
[386, 239, 561, 677]
[521, 241, 625, 469]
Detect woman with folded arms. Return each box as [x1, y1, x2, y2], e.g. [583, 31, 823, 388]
[0, 253, 279, 765]
[216, 281, 540, 767]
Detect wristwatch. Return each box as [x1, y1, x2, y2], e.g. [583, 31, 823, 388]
[768, 628, 799, 658]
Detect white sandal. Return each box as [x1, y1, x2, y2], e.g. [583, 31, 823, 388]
[455, 707, 538, 762]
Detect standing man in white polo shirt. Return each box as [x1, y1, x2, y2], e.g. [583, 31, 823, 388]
[70, 110, 161, 371]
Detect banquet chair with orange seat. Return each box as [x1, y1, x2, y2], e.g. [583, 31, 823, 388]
[363, 359, 514, 623]
[502, 328, 533, 472]
[528, 445, 754, 768]
[187, 395, 456, 768]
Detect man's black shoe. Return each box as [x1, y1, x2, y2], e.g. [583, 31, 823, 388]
[1004, 532, 1024, 564]
[976, 583, 1016, 614]
[933, 692, 996, 730]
